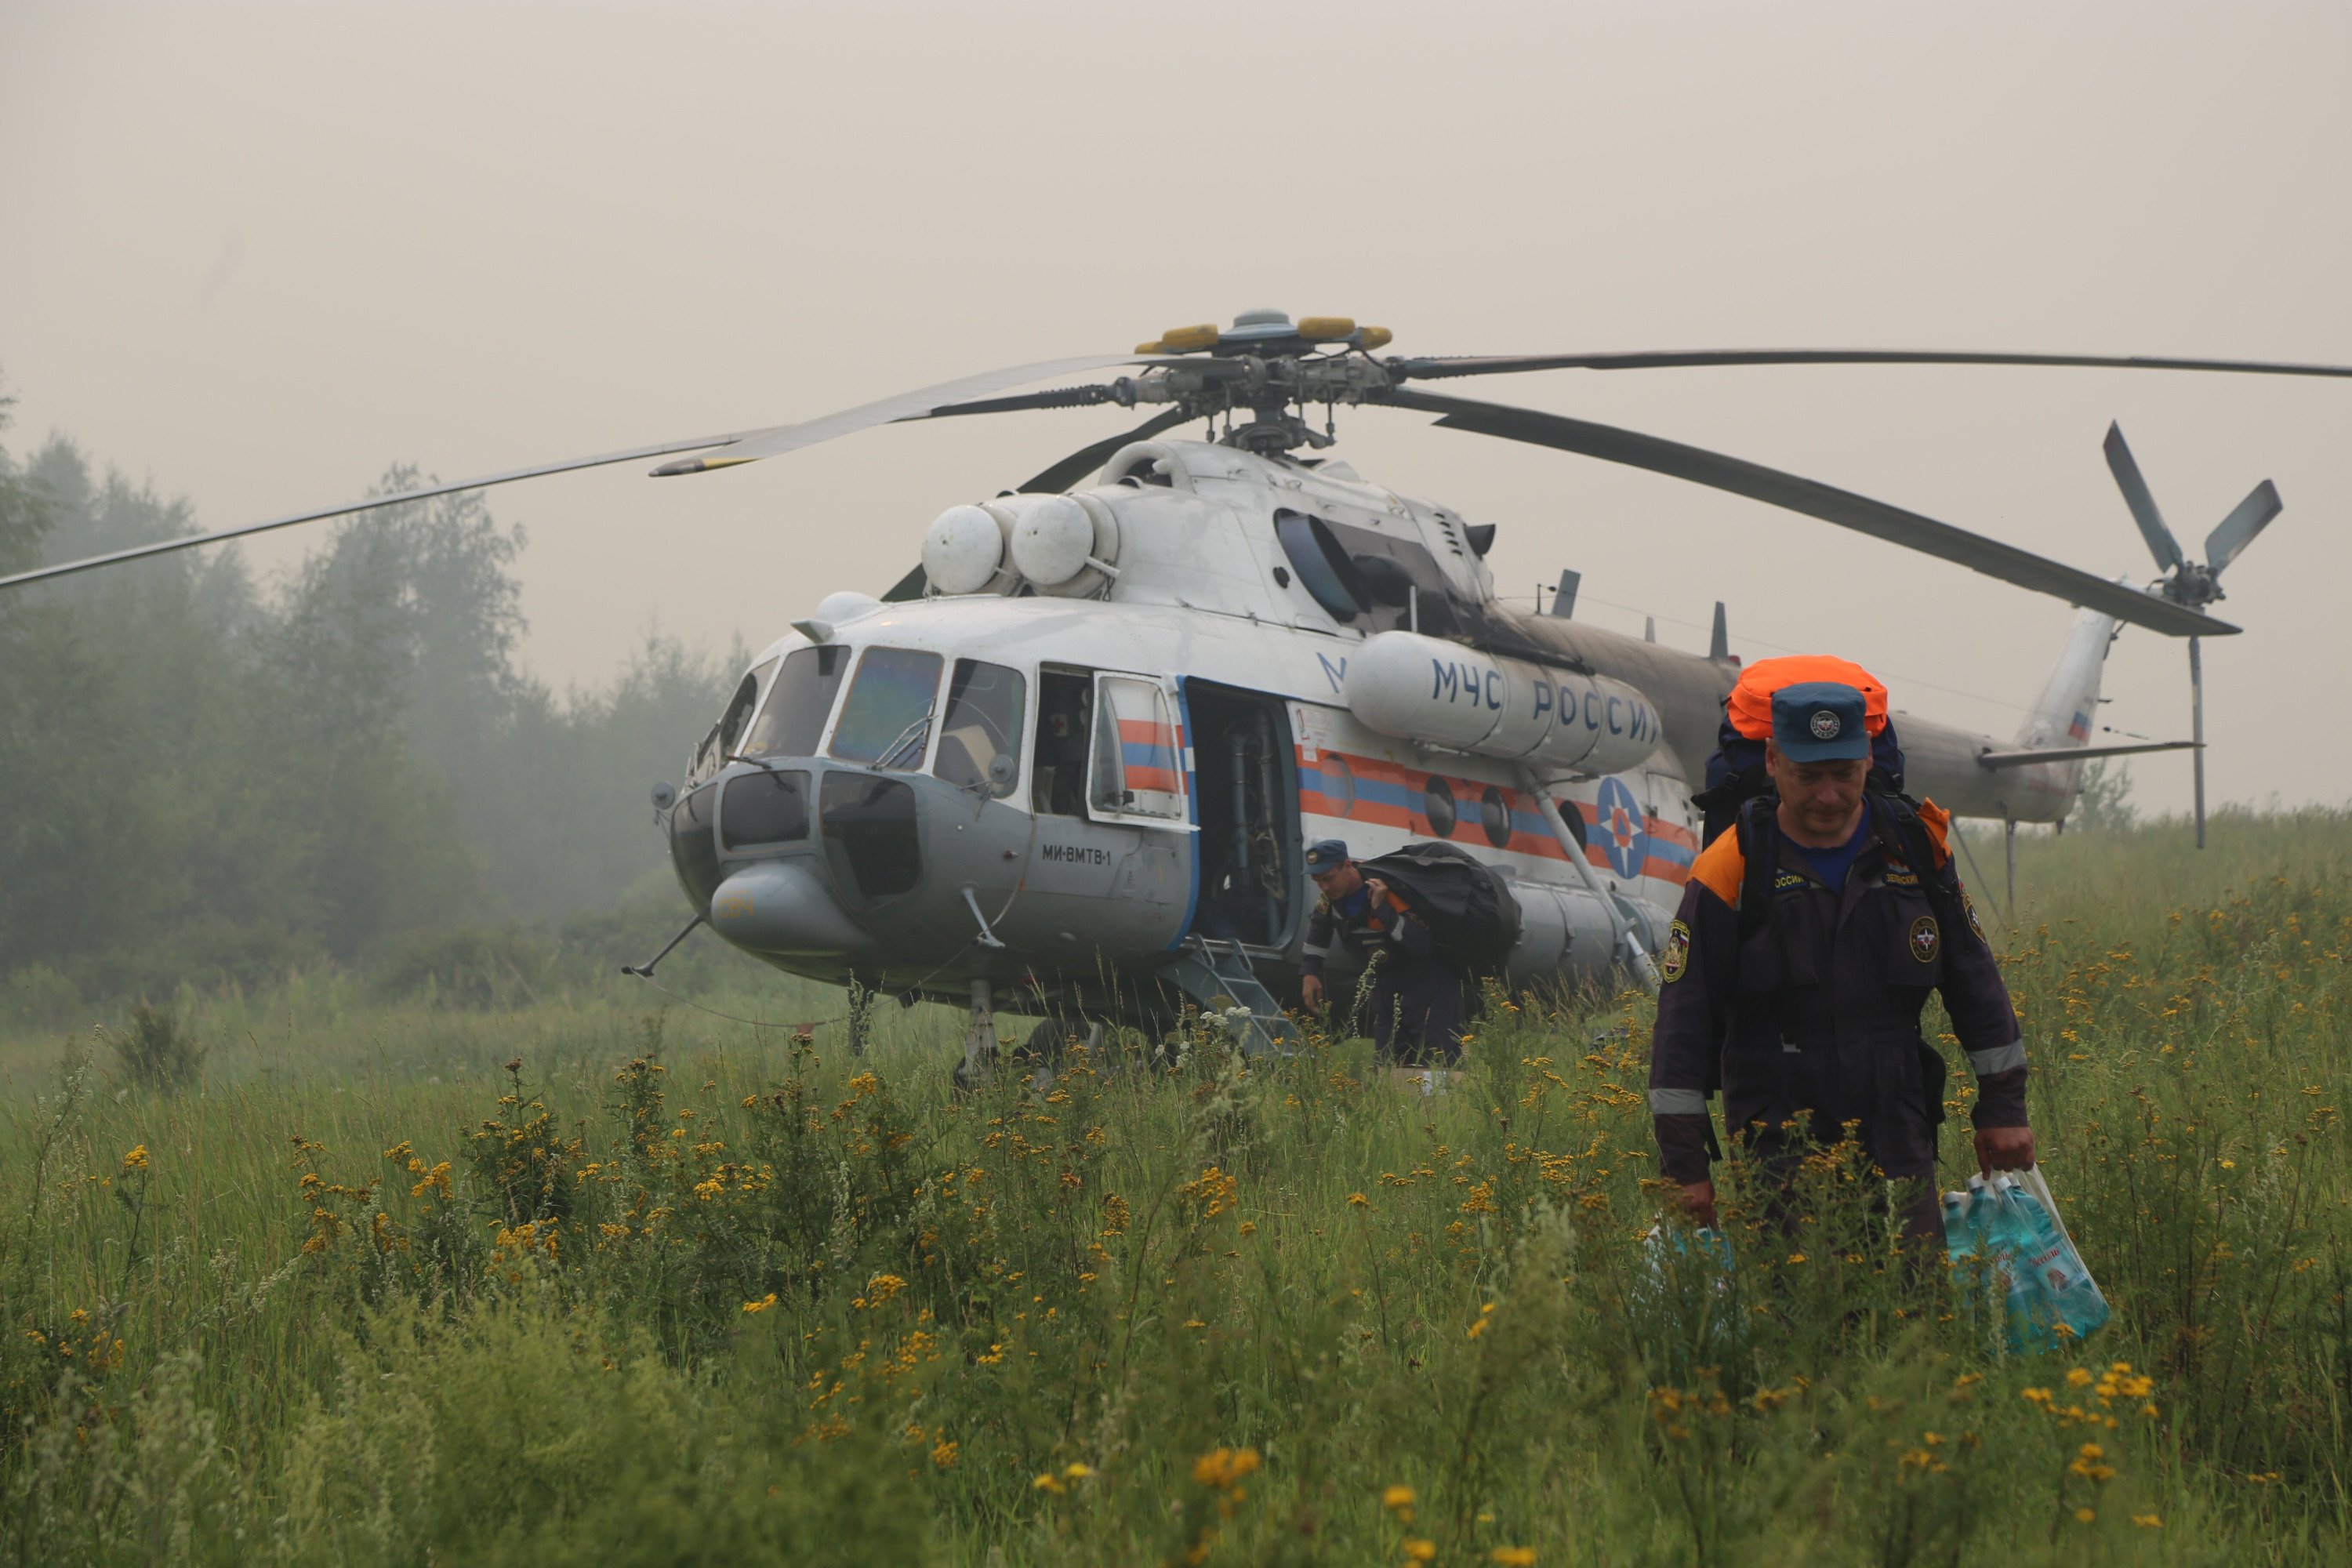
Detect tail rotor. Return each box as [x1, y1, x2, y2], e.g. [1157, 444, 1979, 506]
[2100, 423, 2284, 848]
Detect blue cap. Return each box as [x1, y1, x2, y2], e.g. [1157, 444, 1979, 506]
[1772, 681, 1871, 763]
[1304, 839, 1350, 875]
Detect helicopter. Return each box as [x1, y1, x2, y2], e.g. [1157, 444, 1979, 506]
[8, 310, 2343, 1069]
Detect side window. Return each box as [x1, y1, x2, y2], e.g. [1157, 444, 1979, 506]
[934, 659, 1026, 799]
[716, 656, 780, 759]
[828, 648, 943, 771]
[743, 645, 848, 758]
[1088, 675, 1185, 821]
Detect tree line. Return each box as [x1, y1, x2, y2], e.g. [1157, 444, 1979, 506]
[0, 388, 739, 1012]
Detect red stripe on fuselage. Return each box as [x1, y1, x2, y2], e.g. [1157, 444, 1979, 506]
[1296, 744, 1691, 882]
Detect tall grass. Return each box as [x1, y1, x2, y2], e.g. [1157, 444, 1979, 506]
[2, 810, 2345, 1565]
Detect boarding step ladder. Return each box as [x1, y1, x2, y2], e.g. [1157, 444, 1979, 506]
[1163, 935, 1301, 1057]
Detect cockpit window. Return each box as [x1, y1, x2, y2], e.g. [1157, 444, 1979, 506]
[828, 647, 942, 771]
[715, 656, 779, 760]
[742, 645, 848, 759]
[933, 659, 1026, 798]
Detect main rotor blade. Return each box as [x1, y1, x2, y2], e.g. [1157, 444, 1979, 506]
[649, 354, 1179, 475]
[0, 432, 739, 593]
[2, 353, 1169, 591]
[2205, 478, 2284, 574]
[1381, 388, 2238, 638]
[2101, 423, 2184, 574]
[918, 384, 1127, 419]
[1393, 348, 2352, 380]
[1019, 408, 1194, 493]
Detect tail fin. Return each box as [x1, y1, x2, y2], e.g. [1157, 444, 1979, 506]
[2014, 605, 2122, 751]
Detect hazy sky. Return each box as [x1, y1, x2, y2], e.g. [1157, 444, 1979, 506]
[4, 2, 2347, 818]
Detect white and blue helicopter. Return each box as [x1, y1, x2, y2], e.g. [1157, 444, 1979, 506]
[9, 312, 2334, 1068]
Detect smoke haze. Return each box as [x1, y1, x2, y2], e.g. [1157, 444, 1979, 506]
[3, 1, 2348, 826]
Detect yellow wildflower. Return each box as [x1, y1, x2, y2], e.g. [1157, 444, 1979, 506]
[1192, 1447, 1261, 1489]
[1403, 1541, 1437, 1563]
[1494, 1550, 1537, 1566]
[121, 1145, 149, 1172]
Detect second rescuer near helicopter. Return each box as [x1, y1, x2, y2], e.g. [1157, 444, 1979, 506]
[1647, 681, 2035, 1240]
[1297, 840, 1468, 1067]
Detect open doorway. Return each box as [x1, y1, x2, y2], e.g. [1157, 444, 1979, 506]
[1032, 668, 1094, 817]
[1184, 681, 1301, 949]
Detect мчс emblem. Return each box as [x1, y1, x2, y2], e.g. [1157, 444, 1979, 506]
[1809, 709, 1842, 740]
[1660, 918, 1690, 982]
[1962, 891, 1984, 943]
[1908, 915, 1940, 963]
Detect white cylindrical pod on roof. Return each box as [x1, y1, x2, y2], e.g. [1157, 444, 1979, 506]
[1344, 631, 1663, 775]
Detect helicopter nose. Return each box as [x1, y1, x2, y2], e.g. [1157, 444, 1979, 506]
[708, 858, 874, 957]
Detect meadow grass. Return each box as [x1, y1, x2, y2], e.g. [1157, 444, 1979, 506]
[1, 809, 2345, 1566]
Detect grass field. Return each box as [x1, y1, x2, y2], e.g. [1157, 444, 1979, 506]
[2, 808, 2346, 1566]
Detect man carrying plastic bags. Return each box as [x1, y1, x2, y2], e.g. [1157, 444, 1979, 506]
[1647, 665, 2035, 1250]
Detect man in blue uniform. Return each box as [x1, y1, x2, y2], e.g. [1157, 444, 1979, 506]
[1648, 681, 2034, 1242]
[1298, 839, 1468, 1073]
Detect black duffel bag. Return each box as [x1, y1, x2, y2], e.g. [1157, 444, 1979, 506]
[1356, 840, 1523, 980]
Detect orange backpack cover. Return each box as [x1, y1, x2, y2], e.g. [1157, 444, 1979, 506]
[1725, 655, 1889, 741]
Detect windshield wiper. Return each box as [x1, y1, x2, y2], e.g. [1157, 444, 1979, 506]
[873, 706, 935, 771]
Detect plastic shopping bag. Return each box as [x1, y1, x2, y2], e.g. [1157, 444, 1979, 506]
[1943, 1167, 2110, 1353]
[1635, 1222, 1742, 1374]
[2002, 1167, 2111, 1345]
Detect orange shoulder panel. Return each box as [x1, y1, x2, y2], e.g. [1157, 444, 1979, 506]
[1915, 798, 1954, 868]
[1687, 832, 1746, 906]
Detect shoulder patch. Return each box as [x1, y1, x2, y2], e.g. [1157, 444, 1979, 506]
[1963, 889, 1985, 944]
[1773, 870, 1810, 892]
[1688, 833, 1746, 906]
[1883, 866, 1921, 887]
[1660, 919, 1690, 983]
[1908, 915, 1941, 964]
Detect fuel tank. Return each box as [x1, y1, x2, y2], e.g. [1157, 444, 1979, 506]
[1342, 630, 1664, 775]
[1503, 877, 1646, 991]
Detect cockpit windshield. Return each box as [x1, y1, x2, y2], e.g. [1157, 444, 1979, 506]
[828, 648, 942, 771]
[742, 645, 848, 759]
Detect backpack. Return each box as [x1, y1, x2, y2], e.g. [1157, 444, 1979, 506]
[1690, 655, 1905, 848]
[1356, 841, 1524, 978]
[1693, 714, 1909, 847]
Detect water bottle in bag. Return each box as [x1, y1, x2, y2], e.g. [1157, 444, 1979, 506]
[1995, 1171, 2111, 1346]
[1943, 1170, 2109, 1352]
